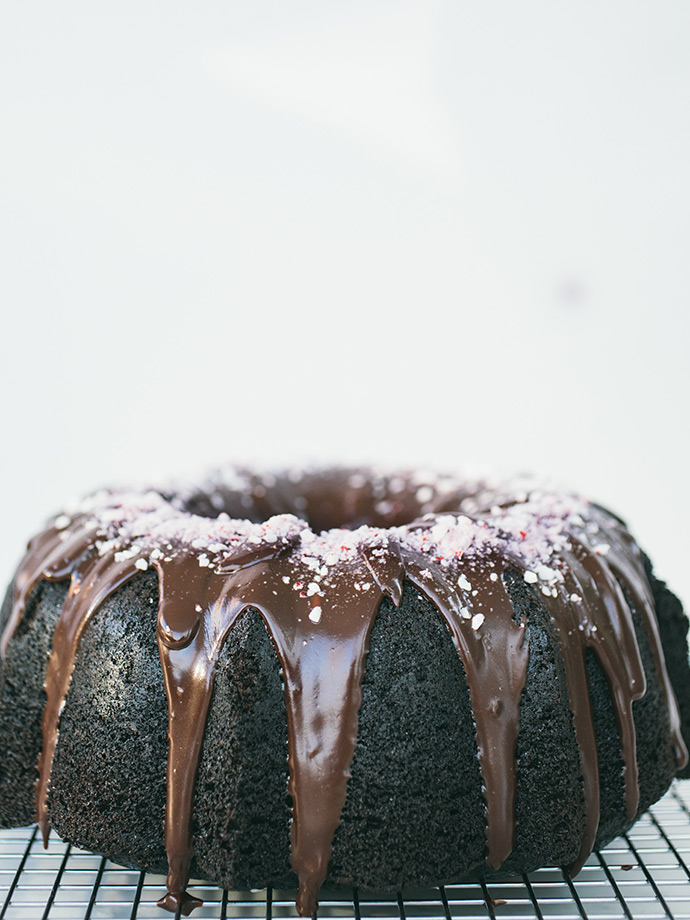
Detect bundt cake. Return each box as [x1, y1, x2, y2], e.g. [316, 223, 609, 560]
[0, 467, 688, 916]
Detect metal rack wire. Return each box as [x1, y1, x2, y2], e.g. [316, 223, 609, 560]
[2, 782, 689, 920]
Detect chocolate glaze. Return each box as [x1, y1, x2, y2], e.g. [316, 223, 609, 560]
[1, 468, 687, 916]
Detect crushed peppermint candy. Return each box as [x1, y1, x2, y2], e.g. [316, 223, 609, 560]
[43, 467, 632, 629]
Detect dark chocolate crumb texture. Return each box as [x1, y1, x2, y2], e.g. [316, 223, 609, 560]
[0, 467, 688, 916]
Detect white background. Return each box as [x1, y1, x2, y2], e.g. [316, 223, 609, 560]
[1, 2, 689, 603]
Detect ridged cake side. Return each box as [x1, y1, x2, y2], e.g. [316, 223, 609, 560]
[0, 560, 688, 891]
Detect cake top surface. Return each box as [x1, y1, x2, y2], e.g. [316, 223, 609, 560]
[49, 466, 612, 598]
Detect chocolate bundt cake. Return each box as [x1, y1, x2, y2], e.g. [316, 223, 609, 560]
[0, 467, 688, 916]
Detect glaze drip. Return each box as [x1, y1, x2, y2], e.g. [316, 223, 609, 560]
[401, 550, 529, 870]
[1, 468, 687, 916]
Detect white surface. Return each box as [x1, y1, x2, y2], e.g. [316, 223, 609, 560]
[1, 2, 689, 603]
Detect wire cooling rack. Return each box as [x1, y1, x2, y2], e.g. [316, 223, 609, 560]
[1, 782, 689, 920]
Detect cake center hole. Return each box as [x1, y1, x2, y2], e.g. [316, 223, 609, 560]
[179, 471, 433, 533]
